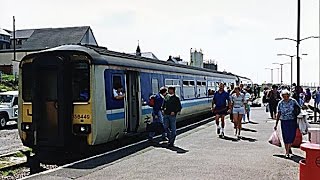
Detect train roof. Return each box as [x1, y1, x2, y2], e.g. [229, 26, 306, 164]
[21, 44, 250, 80]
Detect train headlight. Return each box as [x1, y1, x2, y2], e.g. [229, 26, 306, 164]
[73, 124, 91, 135]
[21, 122, 32, 132]
[80, 126, 86, 132]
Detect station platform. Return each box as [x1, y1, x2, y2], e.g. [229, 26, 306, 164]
[24, 107, 307, 180]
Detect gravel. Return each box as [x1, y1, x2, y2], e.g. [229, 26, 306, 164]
[0, 164, 59, 180]
[0, 123, 26, 155]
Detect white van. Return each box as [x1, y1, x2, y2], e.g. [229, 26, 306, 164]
[0, 91, 18, 128]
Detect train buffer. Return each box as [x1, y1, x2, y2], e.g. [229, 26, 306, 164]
[23, 107, 308, 180]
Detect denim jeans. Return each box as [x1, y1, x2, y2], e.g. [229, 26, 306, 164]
[164, 115, 177, 144]
[148, 111, 166, 139]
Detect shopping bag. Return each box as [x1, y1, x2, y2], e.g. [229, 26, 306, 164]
[292, 128, 302, 148]
[297, 112, 311, 135]
[268, 130, 282, 147]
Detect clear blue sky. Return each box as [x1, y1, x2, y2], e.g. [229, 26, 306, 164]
[1, 0, 319, 85]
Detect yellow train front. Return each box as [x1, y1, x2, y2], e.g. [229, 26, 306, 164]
[18, 45, 241, 161]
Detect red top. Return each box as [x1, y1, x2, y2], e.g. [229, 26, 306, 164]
[301, 143, 320, 151]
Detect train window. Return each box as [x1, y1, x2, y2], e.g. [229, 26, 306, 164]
[183, 81, 189, 86]
[165, 79, 173, 86]
[197, 81, 202, 86]
[112, 76, 125, 100]
[152, 79, 159, 94]
[22, 63, 32, 102]
[173, 80, 180, 86]
[113, 76, 122, 88]
[202, 82, 206, 86]
[190, 81, 195, 86]
[72, 62, 90, 102]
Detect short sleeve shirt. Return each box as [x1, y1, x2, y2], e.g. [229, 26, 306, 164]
[213, 91, 230, 108]
[231, 93, 246, 108]
[113, 89, 123, 97]
[277, 98, 299, 120]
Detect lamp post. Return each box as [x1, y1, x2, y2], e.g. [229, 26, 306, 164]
[276, 53, 308, 87]
[265, 68, 274, 84]
[275, 36, 319, 87]
[275, 67, 280, 84]
[272, 62, 290, 85]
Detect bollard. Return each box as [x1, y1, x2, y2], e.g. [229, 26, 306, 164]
[299, 143, 320, 180]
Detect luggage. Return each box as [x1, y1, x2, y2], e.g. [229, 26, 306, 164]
[268, 130, 282, 147]
[292, 128, 303, 148]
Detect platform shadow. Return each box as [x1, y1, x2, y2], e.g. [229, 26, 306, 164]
[219, 135, 239, 142]
[240, 136, 257, 142]
[248, 121, 259, 124]
[273, 154, 304, 163]
[153, 143, 189, 154]
[66, 117, 213, 170]
[241, 127, 257, 133]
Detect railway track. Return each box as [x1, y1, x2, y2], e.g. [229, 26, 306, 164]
[1, 114, 214, 180]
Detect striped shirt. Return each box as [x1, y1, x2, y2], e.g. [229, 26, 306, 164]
[231, 93, 246, 108]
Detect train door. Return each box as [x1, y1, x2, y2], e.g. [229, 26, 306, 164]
[32, 56, 72, 147]
[125, 71, 141, 133]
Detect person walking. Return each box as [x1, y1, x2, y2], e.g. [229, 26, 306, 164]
[148, 87, 167, 142]
[267, 85, 281, 119]
[313, 87, 320, 108]
[163, 87, 182, 147]
[305, 88, 311, 104]
[212, 83, 231, 137]
[228, 84, 235, 122]
[231, 86, 247, 140]
[243, 87, 252, 123]
[274, 90, 300, 158]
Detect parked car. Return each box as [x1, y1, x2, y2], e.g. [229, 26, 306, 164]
[0, 91, 18, 128]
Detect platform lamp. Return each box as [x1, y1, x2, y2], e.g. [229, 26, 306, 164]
[265, 68, 274, 84]
[277, 53, 308, 88]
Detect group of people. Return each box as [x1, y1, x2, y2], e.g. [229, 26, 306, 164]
[212, 83, 254, 140]
[148, 86, 182, 147]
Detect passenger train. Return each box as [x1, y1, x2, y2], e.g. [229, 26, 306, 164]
[18, 44, 252, 158]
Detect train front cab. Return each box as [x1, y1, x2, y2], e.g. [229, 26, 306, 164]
[18, 52, 93, 155]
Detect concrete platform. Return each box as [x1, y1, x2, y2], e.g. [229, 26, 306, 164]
[25, 107, 307, 180]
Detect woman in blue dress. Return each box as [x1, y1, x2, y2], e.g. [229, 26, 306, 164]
[274, 90, 300, 158]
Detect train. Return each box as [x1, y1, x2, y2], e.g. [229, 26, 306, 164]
[18, 44, 252, 159]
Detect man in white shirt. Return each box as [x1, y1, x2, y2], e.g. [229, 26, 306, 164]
[113, 85, 125, 100]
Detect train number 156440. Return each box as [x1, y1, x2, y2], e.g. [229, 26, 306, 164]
[73, 114, 90, 119]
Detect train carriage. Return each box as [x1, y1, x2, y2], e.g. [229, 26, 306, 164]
[18, 44, 242, 157]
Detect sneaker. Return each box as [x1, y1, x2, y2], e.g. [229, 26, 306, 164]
[237, 135, 241, 140]
[221, 132, 225, 138]
[168, 143, 174, 147]
[217, 127, 221, 135]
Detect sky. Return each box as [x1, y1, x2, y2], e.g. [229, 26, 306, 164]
[1, 0, 319, 85]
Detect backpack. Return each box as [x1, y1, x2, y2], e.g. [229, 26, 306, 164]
[149, 95, 156, 107]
